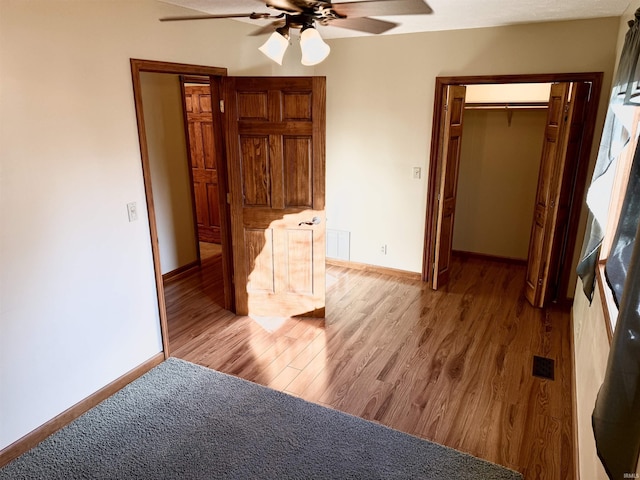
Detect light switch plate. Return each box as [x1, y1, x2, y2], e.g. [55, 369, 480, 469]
[127, 202, 138, 222]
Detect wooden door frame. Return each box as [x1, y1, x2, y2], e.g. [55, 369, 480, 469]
[130, 59, 233, 358]
[422, 72, 603, 303]
[178, 77, 204, 271]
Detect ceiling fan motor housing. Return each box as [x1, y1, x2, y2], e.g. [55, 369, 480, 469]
[267, 0, 346, 26]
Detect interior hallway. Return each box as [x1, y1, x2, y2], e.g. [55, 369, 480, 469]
[164, 253, 573, 480]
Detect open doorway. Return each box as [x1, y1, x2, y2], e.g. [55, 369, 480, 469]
[453, 83, 551, 265]
[137, 71, 229, 292]
[131, 60, 328, 359]
[423, 73, 603, 307]
[130, 59, 234, 356]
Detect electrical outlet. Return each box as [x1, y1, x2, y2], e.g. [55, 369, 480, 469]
[127, 202, 138, 222]
[381, 244, 387, 255]
[412, 167, 422, 179]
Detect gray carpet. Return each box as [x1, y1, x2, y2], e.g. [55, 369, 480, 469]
[1, 358, 522, 479]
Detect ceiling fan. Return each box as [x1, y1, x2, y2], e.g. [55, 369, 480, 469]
[161, 0, 433, 65]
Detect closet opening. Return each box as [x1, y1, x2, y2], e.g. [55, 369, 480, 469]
[423, 73, 603, 307]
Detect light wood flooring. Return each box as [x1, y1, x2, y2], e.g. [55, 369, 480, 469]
[165, 252, 574, 480]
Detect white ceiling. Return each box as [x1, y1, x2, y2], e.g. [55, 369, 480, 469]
[159, 0, 631, 39]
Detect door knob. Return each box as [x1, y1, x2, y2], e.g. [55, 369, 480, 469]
[299, 216, 321, 226]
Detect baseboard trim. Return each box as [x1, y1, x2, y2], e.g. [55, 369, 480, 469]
[569, 311, 581, 480]
[326, 258, 421, 280]
[162, 260, 199, 282]
[452, 250, 527, 265]
[0, 352, 165, 468]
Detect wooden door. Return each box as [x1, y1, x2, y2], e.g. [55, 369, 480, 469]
[525, 82, 588, 307]
[432, 85, 466, 289]
[223, 77, 326, 317]
[183, 84, 221, 243]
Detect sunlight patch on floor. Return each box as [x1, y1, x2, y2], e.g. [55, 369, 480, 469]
[326, 272, 340, 290]
[249, 315, 288, 333]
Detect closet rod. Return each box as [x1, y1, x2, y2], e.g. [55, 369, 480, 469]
[464, 101, 548, 110]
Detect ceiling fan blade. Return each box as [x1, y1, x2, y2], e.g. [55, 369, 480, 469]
[333, 0, 433, 18]
[330, 16, 398, 34]
[160, 12, 271, 22]
[265, 0, 305, 13]
[249, 21, 287, 36]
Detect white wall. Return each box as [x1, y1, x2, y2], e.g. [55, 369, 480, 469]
[0, 0, 281, 450]
[316, 17, 619, 273]
[140, 72, 197, 275]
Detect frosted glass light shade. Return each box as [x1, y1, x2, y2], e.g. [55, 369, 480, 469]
[259, 31, 289, 65]
[300, 28, 330, 66]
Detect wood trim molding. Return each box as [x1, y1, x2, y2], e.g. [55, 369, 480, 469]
[326, 258, 421, 280]
[569, 311, 581, 480]
[130, 59, 227, 77]
[435, 72, 604, 86]
[208, 77, 235, 311]
[178, 78, 204, 270]
[162, 260, 200, 282]
[0, 353, 164, 468]
[596, 262, 615, 344]
[452, 250, 527, 265]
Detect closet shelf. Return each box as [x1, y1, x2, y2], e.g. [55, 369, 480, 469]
[464, 101, 548, 110]
[464, 102, 548, 126]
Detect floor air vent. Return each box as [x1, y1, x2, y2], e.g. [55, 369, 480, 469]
[532, 356, 555, 380]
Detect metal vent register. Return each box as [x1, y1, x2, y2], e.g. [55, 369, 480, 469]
[532, 355, 555, 380]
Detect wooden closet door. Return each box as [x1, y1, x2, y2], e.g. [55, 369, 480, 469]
[525, 83, 573, 307]
[432, 85, 466, 289]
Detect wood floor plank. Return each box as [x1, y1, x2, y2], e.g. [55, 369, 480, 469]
[484, 400, 527, 472]
[284, 348, 328, 396]
[165, 253, 575, 480]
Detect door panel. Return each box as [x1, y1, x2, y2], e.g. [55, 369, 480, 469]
[184, 84, 222, 244]
[224, 77, 326, 317]
[284, 137, 313, 207]
[240, 136, 271, 206]
[246, 228, 275, 293]
[432, 85, 466, 289]
[524, 82, 589, 307]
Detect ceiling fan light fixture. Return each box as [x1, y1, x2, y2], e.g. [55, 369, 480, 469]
[300, 26, 330, 66]
[258, 27, 290, 65]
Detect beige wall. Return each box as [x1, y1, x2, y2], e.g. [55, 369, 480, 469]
[316, 17, 619, 273]
[453, 108, 546, 260]
[140, 73, 197, 275]
[0, 0, 281, 451]
[570, 3, 640, 479]
[572, 282, 610, 480]
[0, 0, 623, 456]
